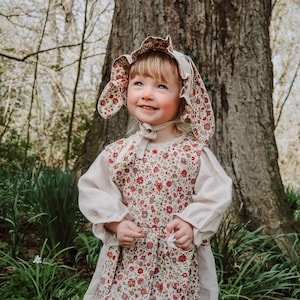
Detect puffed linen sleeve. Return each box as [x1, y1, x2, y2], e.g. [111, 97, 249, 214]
[175, 146, 232, 246]
[78, 150, 130, 246]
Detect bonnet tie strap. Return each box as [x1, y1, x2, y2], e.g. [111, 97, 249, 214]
[136, 121, 177, 159]
[116, 121, 176, 163]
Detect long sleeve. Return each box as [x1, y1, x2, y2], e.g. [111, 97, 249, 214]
[175, 146, 232, 246]
[78, 150, 130, 245]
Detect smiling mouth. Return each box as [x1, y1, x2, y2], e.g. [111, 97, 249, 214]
[139, 105, 157, 111]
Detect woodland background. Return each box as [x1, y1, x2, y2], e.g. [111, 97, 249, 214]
[0, 0, 299, 189]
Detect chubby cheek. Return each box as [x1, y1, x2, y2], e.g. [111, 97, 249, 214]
[126, 91, 136, 114]
[164, 100, 181, 120]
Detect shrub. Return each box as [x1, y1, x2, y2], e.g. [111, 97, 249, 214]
[0, 170, 34, 257]
[30, 168, 85, 252]
[0, 240, 88, 300]
[74, 232, 102, 269]
[286, 186, 300, 223]
[212, 221, 300, 299]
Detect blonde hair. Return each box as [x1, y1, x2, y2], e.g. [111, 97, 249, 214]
[126, 51, 192, 136]
[129, 51, 181, 85]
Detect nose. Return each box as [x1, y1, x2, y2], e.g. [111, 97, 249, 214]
[142, 86, 154, 100]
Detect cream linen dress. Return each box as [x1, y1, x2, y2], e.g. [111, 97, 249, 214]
[78, 132, 232, 300]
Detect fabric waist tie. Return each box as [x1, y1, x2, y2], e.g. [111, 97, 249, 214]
[137, 224, 178, 249]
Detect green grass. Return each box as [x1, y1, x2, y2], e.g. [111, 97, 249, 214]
[212, 221, 300, 299]
[0, 240, 88, 300]
[30, 168, 86, 251]
[286, 186, 300, 223]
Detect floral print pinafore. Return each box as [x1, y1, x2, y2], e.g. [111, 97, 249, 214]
[97, 135, 202, 299]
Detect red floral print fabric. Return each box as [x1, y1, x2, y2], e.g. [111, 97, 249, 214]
[97, 135, 202, 299]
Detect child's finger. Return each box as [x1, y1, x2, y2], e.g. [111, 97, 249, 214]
[165, 218, 180, 234]
[131, 230, 147, 238]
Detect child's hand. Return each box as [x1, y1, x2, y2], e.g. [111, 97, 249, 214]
[105, 220, 146, 248]
[166, 217, 194, 251]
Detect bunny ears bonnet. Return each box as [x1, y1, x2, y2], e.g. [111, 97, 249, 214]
[98, 35, 215, 145]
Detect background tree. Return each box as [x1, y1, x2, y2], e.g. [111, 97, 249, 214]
[0, 0, 112, 169]
[270, 0, 300, 189]
[75, 0, 299, 253]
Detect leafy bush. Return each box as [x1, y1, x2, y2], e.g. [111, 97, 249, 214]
[30, 168, 86, 252]
[74, 232, 102, 269]
[0, 128, 41, 175]
[286, 186, 300, 223]
[212, 221, 300, 299]
[0, 170, 35, 257]
[0, 167, 85, 255]
[0, 240, 88, 300]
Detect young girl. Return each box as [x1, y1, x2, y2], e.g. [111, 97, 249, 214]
[78, 36, 232, 300]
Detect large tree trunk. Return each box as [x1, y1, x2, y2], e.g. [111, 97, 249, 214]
[75, 0, 299, 252]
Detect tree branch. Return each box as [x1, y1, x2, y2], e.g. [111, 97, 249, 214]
[272, 0, 279, 11]
[275, 59, 300, 129]
[0, 43, 81, 62]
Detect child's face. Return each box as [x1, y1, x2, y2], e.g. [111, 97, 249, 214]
[127, 73, 181, 125]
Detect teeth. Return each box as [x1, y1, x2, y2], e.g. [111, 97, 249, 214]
[141, 105, 155, 110]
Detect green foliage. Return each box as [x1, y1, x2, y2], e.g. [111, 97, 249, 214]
[74, 232, 102, 269]
[30, 168, 86, 252]
[286, 186, 300, 223]
[0, 240, 88, 300]
[0, 167, 90, 299]
[0, 101, 92, 170]
[0, 170, 34, 257]
[212, 221, 300, 299]
[0, 129, 36, 174]
[1, 166, 300, 299]
[0, 167, 85, 256]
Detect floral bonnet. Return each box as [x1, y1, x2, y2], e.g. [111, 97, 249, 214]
[98, 35, 215, 145]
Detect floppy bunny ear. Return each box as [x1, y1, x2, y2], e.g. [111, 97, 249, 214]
[173, 52, 215, 145]
[97, 55, 131, 119]
[187, 60, 215, 144]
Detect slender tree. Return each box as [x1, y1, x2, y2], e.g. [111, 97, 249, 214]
[65, 0, 88, 169]
[75, 0, 299, 253]
[23, 0, 51, 169]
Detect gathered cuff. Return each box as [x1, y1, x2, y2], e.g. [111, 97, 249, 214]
[92, 212, 132, 246]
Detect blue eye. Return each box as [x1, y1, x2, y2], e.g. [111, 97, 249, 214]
[135, 81, 143, 86]
[158, 84, 167, 89]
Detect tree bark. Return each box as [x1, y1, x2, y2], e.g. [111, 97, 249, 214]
[182, 1, 300, 251]
[74, 0, 299, 253]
